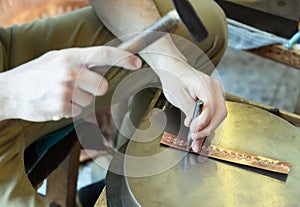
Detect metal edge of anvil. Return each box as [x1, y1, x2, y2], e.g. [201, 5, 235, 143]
[105, 142, 140, 207]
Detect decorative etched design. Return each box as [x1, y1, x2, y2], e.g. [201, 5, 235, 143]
[161, 131, 291, 174]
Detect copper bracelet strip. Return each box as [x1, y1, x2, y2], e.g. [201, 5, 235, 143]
[161, 131, 291, 174]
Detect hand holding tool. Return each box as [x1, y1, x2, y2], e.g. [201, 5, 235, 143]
[186, 100, 204, 149]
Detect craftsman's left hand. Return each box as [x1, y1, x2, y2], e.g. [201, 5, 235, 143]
[156, 61, 227, 152]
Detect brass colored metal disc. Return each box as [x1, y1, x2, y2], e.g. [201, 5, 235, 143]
[120, 102, 300, 207]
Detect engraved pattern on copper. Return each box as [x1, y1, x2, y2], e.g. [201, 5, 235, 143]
[161, 131, 291, 174]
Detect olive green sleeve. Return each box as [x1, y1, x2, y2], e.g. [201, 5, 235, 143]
[0, 26, 11, 72]
[0, 6, 115, 72]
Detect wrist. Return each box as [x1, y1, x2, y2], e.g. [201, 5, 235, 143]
[139, 34, 190, 74]
[145, 53, 192, 77]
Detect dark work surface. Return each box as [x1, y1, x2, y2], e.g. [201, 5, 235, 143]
[105, 106, 289, 207]
[214, 0, 299, 38]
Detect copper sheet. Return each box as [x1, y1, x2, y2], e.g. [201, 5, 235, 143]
[161, 131, 291, 174]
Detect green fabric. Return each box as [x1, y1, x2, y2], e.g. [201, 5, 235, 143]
[1, 7, 115, 71]
[0, 7, 118, 207]
[0, 27, 10, 71]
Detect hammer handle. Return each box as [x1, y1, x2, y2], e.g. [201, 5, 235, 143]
[118, 10, 181, 53]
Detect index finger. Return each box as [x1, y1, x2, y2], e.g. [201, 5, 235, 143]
[66, 46, 142, 70]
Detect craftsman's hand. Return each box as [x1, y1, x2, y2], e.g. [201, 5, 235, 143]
[156, 61, 227, 152]
[0, 46, 141, 122]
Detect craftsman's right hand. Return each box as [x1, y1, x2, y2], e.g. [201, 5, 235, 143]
[0, 46, 141, 122]
[154, 60, 227, 153]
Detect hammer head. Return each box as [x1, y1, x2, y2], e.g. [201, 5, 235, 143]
[172, 0, 208, 42]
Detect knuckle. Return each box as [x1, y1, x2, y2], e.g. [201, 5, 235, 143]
[198, 121, 207, 130]
[61, 53, 75, 65]
[192, 118, 205, 132]
[99, 46, 111, 59]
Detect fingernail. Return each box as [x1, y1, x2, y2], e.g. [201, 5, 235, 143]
[184, 118, 190, 127]
[51, 115, 62, 121]
[192, 144, 199, 153]
[134, 57, 142, 68]
[97, 79, 108, 95]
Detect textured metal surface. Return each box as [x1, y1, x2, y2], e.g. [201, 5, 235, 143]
[107, 101, 300, 207]
[161, 131, 291, 174]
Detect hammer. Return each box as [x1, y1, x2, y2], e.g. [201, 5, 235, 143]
[90, 0, 208, 150]
[90, 0, 209, 53]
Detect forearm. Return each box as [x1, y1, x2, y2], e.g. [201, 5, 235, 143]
[91, 0, 227, 138]
[91, 0, 188, 73]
